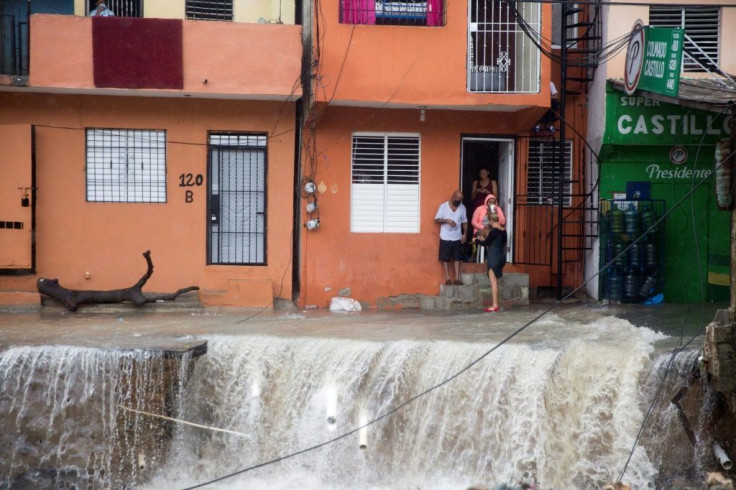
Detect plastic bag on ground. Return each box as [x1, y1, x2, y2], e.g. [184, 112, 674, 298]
[329, 296, 362, 312]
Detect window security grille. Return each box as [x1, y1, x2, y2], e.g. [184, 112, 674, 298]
[208, 134, 267, 265]
[527, 139, 572, 207]
[467, 0, 541, 93]
[649, 6, 719, 72]
[351, 134, 421, 233]
[86, 129, 166, 203]
[340, 0, 445, 26]
[88, 0, 142, 17]
[186, 0, 233, 20]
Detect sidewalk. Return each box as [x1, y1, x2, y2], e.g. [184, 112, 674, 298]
[0, 299, 722, 352]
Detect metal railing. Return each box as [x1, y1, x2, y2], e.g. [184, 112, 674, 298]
[339, 0, 446, 27]
[0, 0, 29, 77]
[467, 0, 540, 93]
[88, 0, 142, 17]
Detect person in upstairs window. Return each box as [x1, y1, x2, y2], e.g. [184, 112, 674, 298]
[90, 0, 115, 17]
[434, 190, 468, 286]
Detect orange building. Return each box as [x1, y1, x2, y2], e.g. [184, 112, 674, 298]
[296, 0, 596, 307]
[1, 0, 596, 309]
[0, 2, 302, 307]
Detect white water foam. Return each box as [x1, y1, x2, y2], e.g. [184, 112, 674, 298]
[142, 315, 676, 489]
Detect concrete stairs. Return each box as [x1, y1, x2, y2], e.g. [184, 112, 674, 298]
[419, 272, 530, 310]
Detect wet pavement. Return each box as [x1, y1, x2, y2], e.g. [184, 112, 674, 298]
[0, 299, 725, 352]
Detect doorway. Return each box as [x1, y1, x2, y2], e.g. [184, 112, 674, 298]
[461, 136, 515, 262]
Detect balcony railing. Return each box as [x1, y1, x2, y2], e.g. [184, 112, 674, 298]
[0, 0, 29, 77]
[467, 0, 540, 93]
[340, 0, 446, 27]
[90, 0, 142, 17]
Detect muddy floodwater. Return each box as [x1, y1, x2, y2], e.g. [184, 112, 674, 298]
[0, 302, 724, 489]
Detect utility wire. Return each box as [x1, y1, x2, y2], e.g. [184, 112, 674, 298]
[180, 142, 736, 489]
[616, 104, 736, 482]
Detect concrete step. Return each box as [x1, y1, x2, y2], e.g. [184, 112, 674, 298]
[477, 280, 530, 306]
[439, 284, 478, 302]
[419, 294, 478, 310]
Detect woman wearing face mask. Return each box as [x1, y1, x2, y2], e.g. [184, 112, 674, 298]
[472, 194, 507, 312]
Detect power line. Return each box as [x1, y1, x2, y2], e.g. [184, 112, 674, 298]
[180, 152, 736, 490]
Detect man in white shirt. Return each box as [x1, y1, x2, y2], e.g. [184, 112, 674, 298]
[434, 190, 468, 285]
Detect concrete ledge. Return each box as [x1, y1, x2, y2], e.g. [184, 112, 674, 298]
[0, 291, 40, 306]
[200, 278, 272, 307]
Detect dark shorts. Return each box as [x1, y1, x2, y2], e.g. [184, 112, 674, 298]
[439, 239, 462, 262]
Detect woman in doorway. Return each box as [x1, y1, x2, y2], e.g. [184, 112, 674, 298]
[470, 167, 499, 214]
[474, 195, 507, 313]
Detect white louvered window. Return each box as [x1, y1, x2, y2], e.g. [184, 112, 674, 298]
[527, 140, 572, 207]
[351, 133, 421, 233]
[649, 6, 719, 73]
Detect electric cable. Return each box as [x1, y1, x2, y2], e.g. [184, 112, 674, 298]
[179, 142, 736, 489]
[616, 104, 736, 482]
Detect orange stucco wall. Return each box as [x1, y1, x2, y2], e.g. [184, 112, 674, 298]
[314, 2, 553, 108]
[0, 93, 296, 307]
[29, 14, 303, 98]
[0, 125, 33, 270]
[299, 104, 574, 308]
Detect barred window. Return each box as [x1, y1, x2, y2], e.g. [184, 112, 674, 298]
[527, 139, 572, 207]
[649, 6, 719, 72]
[186, 0, 233, 20]
[351, 133, 421, 233]
[340, 0, 445, 27]
[86, 129, 166, 203]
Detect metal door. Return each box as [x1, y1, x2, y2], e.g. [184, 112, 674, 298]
[0, 124, 34, 273]
[207, 134, 267, 265]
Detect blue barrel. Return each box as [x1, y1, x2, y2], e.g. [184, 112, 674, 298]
[623, 273, 640, 301]
[607, 272, 622, 301]
[610, 207, 624, 234]
[644, 241, 657, 267]
[628, 241, 641, 268]
[614, 242, 626, 268]
[640, 205, 658, 234]
[639, 274, 658, 298]
[624, 203, 640, 236]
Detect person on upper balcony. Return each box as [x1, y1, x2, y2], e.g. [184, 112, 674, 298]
[90, 0, 115, 17]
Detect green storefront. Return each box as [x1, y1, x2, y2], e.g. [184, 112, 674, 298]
[599, 83, 731, 303]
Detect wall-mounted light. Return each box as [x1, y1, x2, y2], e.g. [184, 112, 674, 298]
[419, 106, 427, 122]
[304, 181, 316, 194]
[306, 201, 318, 213]
[306, 218, 320, 230]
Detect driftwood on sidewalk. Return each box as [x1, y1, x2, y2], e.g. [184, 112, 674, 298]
[37, 250, 199, 311]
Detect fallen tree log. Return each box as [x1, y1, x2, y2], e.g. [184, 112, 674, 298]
[37, 250, 199, 311]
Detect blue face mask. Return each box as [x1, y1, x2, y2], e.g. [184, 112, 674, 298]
[452, 200, 462, 206]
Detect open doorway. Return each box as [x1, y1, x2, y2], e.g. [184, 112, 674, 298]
[461, 136, 515, 262]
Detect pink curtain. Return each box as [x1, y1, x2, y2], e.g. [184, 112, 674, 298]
[341, 0, 376, 24]
[426, 0, 443, 26]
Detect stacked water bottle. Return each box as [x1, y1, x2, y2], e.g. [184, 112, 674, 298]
[604, 201, 660, 302]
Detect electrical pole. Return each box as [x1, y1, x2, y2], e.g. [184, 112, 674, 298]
[557, 1, 569, 300]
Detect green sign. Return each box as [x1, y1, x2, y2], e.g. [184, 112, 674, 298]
[637, 27, 684, 97]
[603, 87, 732, 146]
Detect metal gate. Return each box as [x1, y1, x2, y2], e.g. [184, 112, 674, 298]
[207, 134, 267, 265]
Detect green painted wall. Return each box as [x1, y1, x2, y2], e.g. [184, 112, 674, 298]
[600, 85, 731, 303]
